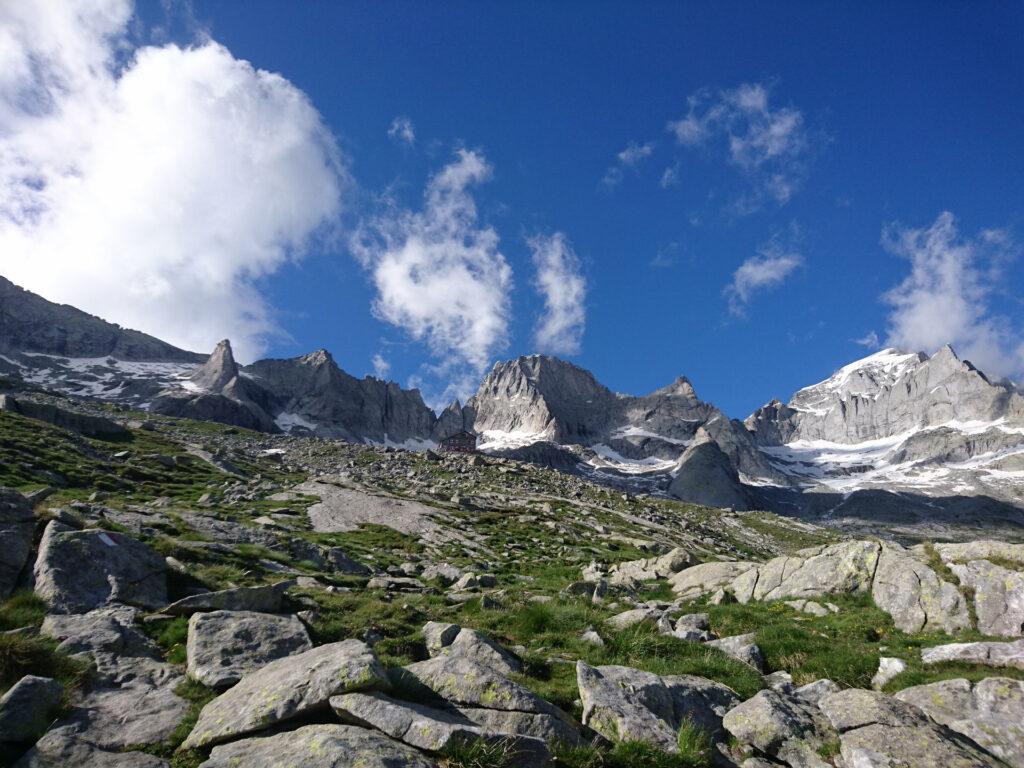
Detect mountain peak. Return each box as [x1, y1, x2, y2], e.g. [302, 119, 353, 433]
[188, 339, 238, 392]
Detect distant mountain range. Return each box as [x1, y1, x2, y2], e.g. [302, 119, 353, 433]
[2, 274, 1022, 537]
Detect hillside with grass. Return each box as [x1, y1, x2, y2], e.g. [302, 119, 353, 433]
[0, 385, 1022, 767]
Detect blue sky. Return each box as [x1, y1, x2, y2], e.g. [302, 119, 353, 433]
[2, 1, 1022, 416]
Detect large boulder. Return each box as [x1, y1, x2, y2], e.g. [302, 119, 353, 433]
[949, 559, 1024, 637]
[186, 610, 312, 689]
[669, 561, 757, 600]
[0, 676, 64, 743]
[331, 692, 550, 766]
[162, 581, 292, 616]
[183, 639, 389, 749]
[14, 725, 169, 767]
[871, 545, 971, 633]
[609, 548, 693, 585]
[41, 606, 159, 658]
[196, 723, 436, 768]
[0, 488, 35, 599]
[430, 627, 521, 676]
[33, 522, 166, 614]
[922, 639, 1024, 670]
[819, 688, 1004, 768]
[739, 541, 881, 604]
[576, 662, 739, 752]
[895, 677, 1024, 767]
[706, 633, 767, 673]
[399, 655, 582, 746]
[722, 688, 836, 767]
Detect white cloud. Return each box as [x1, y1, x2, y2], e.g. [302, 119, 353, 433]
[725, 245, 802, 316]
[530, 232, 586, 355]
[603, 141, 654, 188]
[667, 82, 808, 206]
[854, 331, 881, 349]
[0, 0, 344, 362]
[352, 149, 513, 379]
[388, 116, 415, 146]
[882, 211, 1023, 379]
[371, 353, 391, 379]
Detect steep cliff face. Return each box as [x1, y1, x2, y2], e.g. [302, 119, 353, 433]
[0, 276, 202, 363]
[244, 350, 436, 444]
[150, 340, 277, 432]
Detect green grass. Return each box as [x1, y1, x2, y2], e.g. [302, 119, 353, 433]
[0, 592, 48, 631]
[141, 616, 190, 665]
[0, 632, 91, 697]
[555, 740, 714, 768]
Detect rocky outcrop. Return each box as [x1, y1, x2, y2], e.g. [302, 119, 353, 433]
[150, 340, 277, 432]
[162, 581, 293, 616]
[577, 662, 739, 752]
[183, 639, 390, 749]
[949, 559, 1024, 636]
[0, 488, 35, 599]
[723, 688, 836, 767]
[0, 275, 202, 363]
[668, 430, 755, 510]
[818, 688, 1004, 767]
[33, 522, 167, 614]
[245, 349, 436, 443]
[922, 639, 1024, 670]
[669, 541, 977, 635]
[186, 610, 312, 688]
[197, 723, 437, 768]
[895, 678, 1024, 767]
[0, 676, 64, 744]
[0, 395, 129, 438]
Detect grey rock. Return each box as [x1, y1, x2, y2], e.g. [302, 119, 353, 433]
[0, 395, 129, 439]
[14, 725, 169, 767]
[0, 675, 63, 743]
[707, 633, 767, 673]
[895, 677, 1024, 767]
[670, 561, 757, 600]
[58, 655, 188, 750]
[871, 545, 970, 634]
[784, 599, 831, 617]
[794, 679, 841, 707]
[819, 687, 1003, 768]
[421, 563, 463, 586]
[441, 628, 522, 675]
[576, 662, 738, 752]
[330, 691, 551, 765]
[609, 548, 693, 585]
[0, 488, 35, 600]
[197, 723, 436, 768]
[163, 581, 292, 616]
[41, 606, 158, 659]
[423, 621, 462, 656]
[183, 639, 390, 749]
[186, 610, 312, 689]
[33, 522, 166, 614]
[326, 548, 372, 575]
[950, 559, 1024, 637]
[606, 607, 661, 630]
[922, 639, 1024, 670]
[454, 707, 586, 747]
[934, 541, 1024, 566]
[668, 430, 755, 511]
[722, 688, 835, 768]
[742, 541, 881, 603]
[871, 657, 907, 690]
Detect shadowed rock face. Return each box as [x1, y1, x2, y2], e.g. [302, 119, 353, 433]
[0, 275, 202, 363]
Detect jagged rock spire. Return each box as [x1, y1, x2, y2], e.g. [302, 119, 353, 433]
[189, 339, 239, 393]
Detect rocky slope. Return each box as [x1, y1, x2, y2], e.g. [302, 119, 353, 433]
[0, 386, 1023, 767]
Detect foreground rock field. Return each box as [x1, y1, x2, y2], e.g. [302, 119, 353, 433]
[0, 388, 1022, 767]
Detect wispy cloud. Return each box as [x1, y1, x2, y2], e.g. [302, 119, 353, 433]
[352, 149, 513, 385]
[602, 141, 654, 188]
[882, 211, 1023, 379]
[668, 82, 809, 208]
[529, 232, 586, 355]
[0, 0, 345, 361]
[387, 116, 415, 146]
[853, 331, 881, 349]
[724, 242, 803, 316]
[650, 242, 680, 269]
[371, 353, 391, 379]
